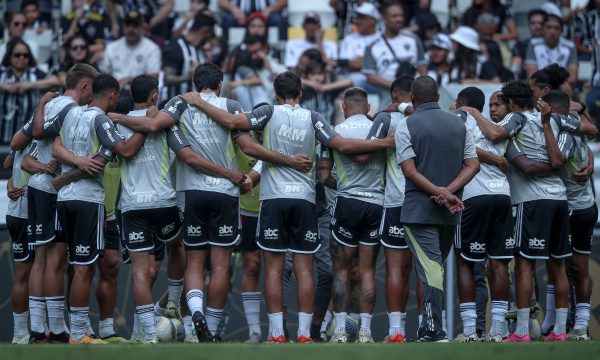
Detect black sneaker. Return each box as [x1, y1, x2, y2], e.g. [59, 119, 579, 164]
[48, 332, 70, 344]
[192, 311, 214, 343]
[29, 331, 48, 344]
[418, 330, 449, 343]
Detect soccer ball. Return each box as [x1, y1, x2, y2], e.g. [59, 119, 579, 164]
[171, 318, 186, 342]
[529, 318, 542, 340]
[325, 316, 359, 342]
[155, 316, 176, 342]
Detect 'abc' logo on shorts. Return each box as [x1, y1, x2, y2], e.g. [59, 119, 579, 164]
[187, 225, 202, 236]
[263, 228, 278, 240]
[469, 242, 486, 253]
[219, 225, 233, 236]
[305, 230, 318, 242]
[505, 237, 515, 248]
[528, 237, 545, 249]
[388, 226, 404, 237]
[128, 231, 145, 242]
[75, 245, 91, 256]
[161, 223, 175, 236]
[12, 243, 24, 253]
[27, 225, 32, 235]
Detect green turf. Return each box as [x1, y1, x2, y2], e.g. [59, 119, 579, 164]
[3, 342, 600, 360]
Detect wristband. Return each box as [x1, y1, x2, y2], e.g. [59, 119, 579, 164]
[397, 102, 411, 114]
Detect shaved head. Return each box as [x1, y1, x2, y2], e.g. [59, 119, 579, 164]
[342, 87, 369, 118]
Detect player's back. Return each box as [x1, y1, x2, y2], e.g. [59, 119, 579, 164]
[560, 124, 594, 210]
[118, 109, 176, 212]
[58, 106, 112, 204]
[333, 114, 385, 205]
[508, 111, 566, 204]
[260, 104, 318, 203]
[29, 95, 77, 194]
[175, 93, 240, 196]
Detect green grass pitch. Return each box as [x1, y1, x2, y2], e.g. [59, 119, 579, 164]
[3, 342, 600, 360]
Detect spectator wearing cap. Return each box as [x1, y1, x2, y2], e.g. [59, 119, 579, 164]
[427, 33, 452, 86]
[511, 9, 545, 80]
[284, 12, 338, 69]
[414, 11, 441, 50]
[338, 2, 381, 87]
[525, 13, 578, 92]
[162, 13, 215, 99]
[112, 0, 175, 48]
[61, 0, 114, 59]
[100, 11, 161, 87]
[362, 1, 426, 106]
[218, 0, 287, 50]
[0, 12, 39, 63]
[461, 0, 518, 42]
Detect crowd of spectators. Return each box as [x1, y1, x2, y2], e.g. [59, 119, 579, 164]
[1, 0, 600, 143]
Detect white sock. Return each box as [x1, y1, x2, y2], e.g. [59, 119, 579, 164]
[99, 318, 115, 338]
[267, 312, 284, 337]
[388, 312, 401, 336]
[154, 301, 166, 317]
[542, 285, 555, 333]
[13, 311, 29, 336]
[168, 278, 184, 304]
[183, 315, 193, 337]
[132, 313, 140, 340]
[334, 312, 347, 333]
[46, 296, 67, 334]
[186, 290, 204, 315]
[442, 310, 447, 333]
[137, 304, 156, 341]
[320, 311, 332, 333]
[490, 301, 508, 336]
[459, 302, 477, 336]
[205, 307, 223, 336]
[86, 316, 95, 335]
[359, 313, 372, 332]
[297, 312, 312, 337]
[70, 307, 89, 341]
[516, 308, 529, 337]
[554, 308, 568, 335]
[242, 292, 262, 336]
[418, 314, 423, 329]
[29, 296, 46, 334]
[574, 303, 591, 330]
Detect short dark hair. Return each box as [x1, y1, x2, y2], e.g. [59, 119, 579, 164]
[21, 0, 39, 11]
[1, 38, 36, 67]
[274, 71, 302, 100]
[244, 34, 267, 46]
[457, 87, 485, 112]
[193, 63, 223, 91]
[190, 13, 215, 32]
[527, 9, 547, 21]
[343, 87, 368, 104]
[411, 76, 438, 103]
[531, 63, 569, 90]
[542, 90, 570, 114]
[380, 0, 402, 15]
[502, 80, 534, 109]
[115, 89, 134, 115]
[543, 14, 563, 27]
[390, 75, 414, 96]
[92, 73, 120, 97]
[65, 63, 98, 90]
[131, 74, 158, 103]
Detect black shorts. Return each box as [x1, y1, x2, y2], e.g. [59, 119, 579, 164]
[122, 206, 182, 253]
[331, 196, 382, 247]
[514, 199, 571, 260]
[257, 198, 320, 254]
[183, 191, 240, 250]
[456, 195, 514, 262]
[569, 204, 598, 254]
[57, 200, 105, 265]
[7, 215, 33, 262]
[117, 211, 167, 264]
[105, 217, 121, 251]
[236, 214, 259, 252]
[27, 187, 63, 246]
[379, 206, 408, 249]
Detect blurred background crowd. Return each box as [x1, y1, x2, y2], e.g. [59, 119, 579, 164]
[0, 0, 598, 144]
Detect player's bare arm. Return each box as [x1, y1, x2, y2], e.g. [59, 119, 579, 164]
[174, 146, 246, 185]
[179, 92, 250, 130]
[235, 134, 312, 172]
